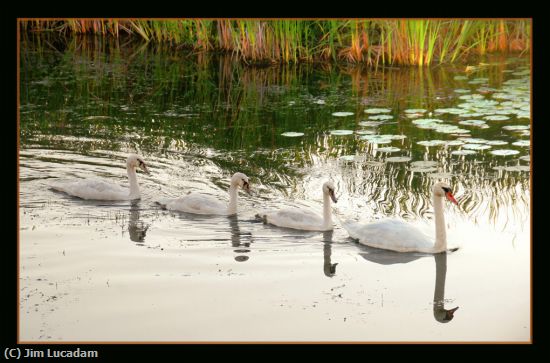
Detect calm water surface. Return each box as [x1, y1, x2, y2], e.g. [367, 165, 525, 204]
[19, 35, 530, 341]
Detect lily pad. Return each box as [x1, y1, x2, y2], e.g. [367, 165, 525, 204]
[454, 76, 468, 81]
[404, 108, 427, 114]
[484, 115, 510, 121]
[502, 125, 529, 131]
[332, 112, 354, 117]
[446, 140, 465, 146]
[313, 99, 326, 105]
[417, 140, 446, 147]
[364, 108, 392, 114]
[490, 149, 520, 156]
[281, 132, 304, 137]
[462, 144, 492, 150]
[368, 114, 394, 121]
[412, 118, 444, 125]
[451, 150, 477, 155]
[359, 121, 383, 127]
[459, 120, 488, 127]
[386, 156, 412, 163]
[376, 147, 401, 153]
[486, 140, 508, 146]
[503, 165, 530, 172]
[355, 130, 376, 135]
[519, 155, 530, 161]
[462, 138, 488, 144]
[360, 135, 392, 144]
[512, 140, 530, 147]
[454, 89, 471, 94]
[330, 130, 354, 136]
[411, 161, 438, 168]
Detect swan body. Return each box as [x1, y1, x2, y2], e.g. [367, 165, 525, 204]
[257, 181, 338, 231]
[342, 182, 458, 253]
[51, 154, 150, 200]
[157, 172, 250, 215]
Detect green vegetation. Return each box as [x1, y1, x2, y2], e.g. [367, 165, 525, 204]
[20, 19, 530, 66]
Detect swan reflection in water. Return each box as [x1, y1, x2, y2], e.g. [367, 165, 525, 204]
[359, 247, 459, 323]
[322, 230, 338, 277]
[127, 200, 149, 243]
[228, 215, 253, 262]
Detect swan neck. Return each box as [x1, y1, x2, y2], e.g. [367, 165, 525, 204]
[433, 253, 447, 304]
[433, 193, 446, 252]
[127, 165, 140, 198]
[322, 192, 333, 229]
[227, 185, 238, 215]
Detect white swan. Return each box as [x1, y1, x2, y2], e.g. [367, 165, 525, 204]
[342, 182, 458, 253]
[156, 172, 250, 215]
[51, 154, 150, 200]
[257, 181, 338, 231]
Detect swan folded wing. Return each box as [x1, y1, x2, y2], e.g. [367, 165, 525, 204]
[342, 219, 434, 252]
[165, 193, 227, 215]
[264, 208, 324, 231]
[51, 179, 129, 200]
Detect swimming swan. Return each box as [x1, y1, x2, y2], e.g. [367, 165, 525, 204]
[156, 172, 250, 215]
[342, 182, 458, 253]
[51, 154, 150, 200]
[257, 181, 338, 231]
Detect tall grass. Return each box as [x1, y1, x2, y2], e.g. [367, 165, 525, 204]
[20, 19, 531, 66]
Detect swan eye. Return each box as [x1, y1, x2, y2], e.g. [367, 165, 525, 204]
[441, 186, 451, 193]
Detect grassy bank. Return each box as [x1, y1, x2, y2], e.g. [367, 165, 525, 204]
[20, 19, 530, 66]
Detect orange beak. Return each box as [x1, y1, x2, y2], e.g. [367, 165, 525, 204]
[446, 192, 458, 205]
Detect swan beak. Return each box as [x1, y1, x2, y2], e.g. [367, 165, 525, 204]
[445, 192, 458, 205]
[446, 306, 459, 320]
[329, 189, 338, 203]
[141, 164, 151, 175]
[242, 181, 251, 194]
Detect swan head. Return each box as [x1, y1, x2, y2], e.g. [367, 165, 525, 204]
[127, 154, 150, 175]
[433, 182, 458, 205]
[323, 181, 338, 203]
[231, 172, 250, 193]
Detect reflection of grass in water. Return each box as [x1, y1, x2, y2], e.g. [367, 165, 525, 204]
[20, 36, 530, 229]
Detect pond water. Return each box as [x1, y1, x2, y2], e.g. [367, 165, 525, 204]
[19, 35, 530, 342]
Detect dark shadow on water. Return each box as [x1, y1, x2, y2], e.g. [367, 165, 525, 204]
[228, 215, 254, 262]
[128, 200, 149, 244]
[322, 230, 338, 278]
[357, 242, 459, 323]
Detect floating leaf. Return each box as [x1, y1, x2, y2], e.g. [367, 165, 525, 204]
[490, 149, 520, 156]
[502, 165, 530, 172]
[359, 121, 383, 127]
[461, 138, 488, 144]
[502, 125, 529, 131]
[459, 119, 488, 127]
[332, 112, 354, 117]
[519, 155, 530, 161]
[376, 147, 400, 153]
[417, 140, 446, 147]
[404, 108, 427, 113]
[355, 130, 376, 135]
[446, 140, 465, 146]
[486, 140, 508, 146]
[368, 114, 394, 121]
[281, 132, 304, 137]
[330, 130, 354, 136]
[360, 135, 392, 144]
[386, 156, 412, 163]
[462, 144, 491, 150]
[451, 150, 477, 155]
[454, 89, 471, 94]
[411, 161, 438, 168]
[364, 108, 392, 114]
[512, 140, 530, 147]
[484, 115, 510, 121]
[454, 76, 468, 81]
